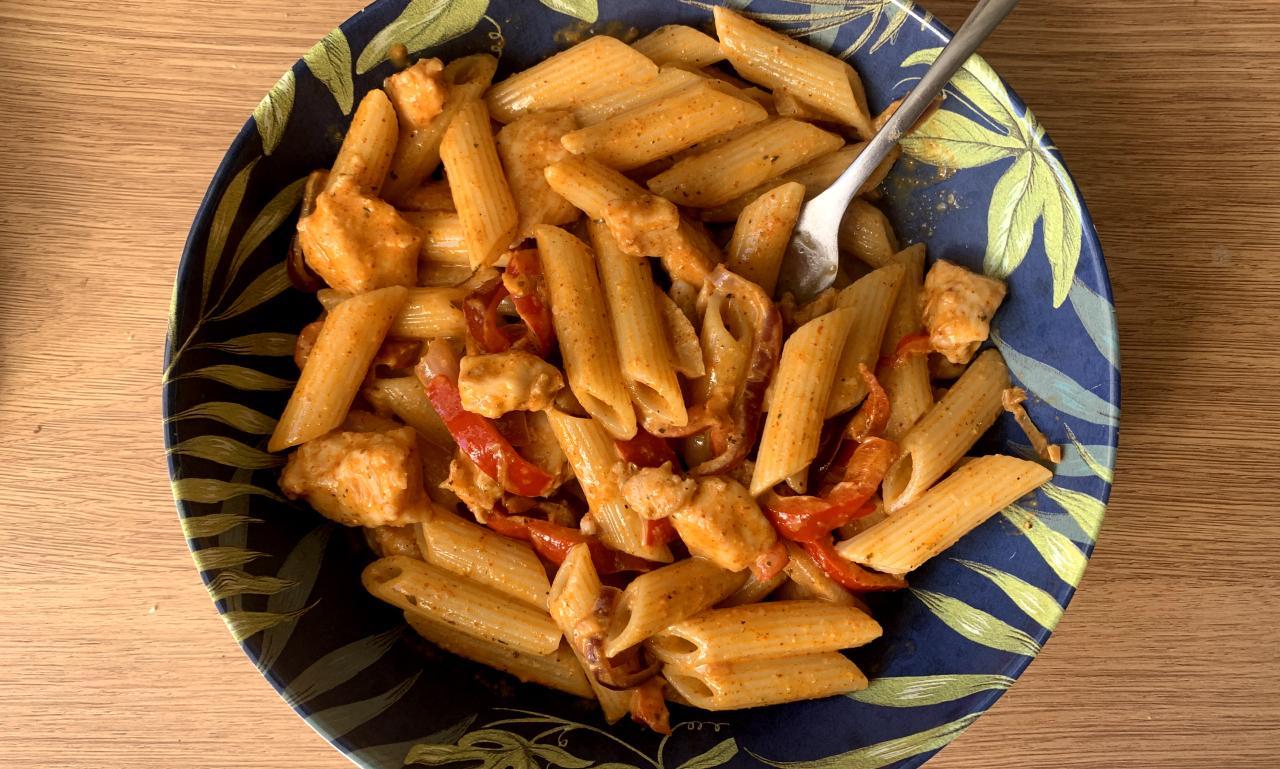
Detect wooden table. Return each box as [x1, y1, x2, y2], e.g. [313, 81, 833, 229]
[2, 1, 1277, 766]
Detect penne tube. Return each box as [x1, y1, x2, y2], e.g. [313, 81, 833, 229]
[713, 7, 861, 126]
[632, 25, 726, 68]
[719, 568, 787, 607]
[880, 349, 1011, 510]
[496, 111, 581, 241]
[880, 245, 933, 440]
[317, 286, 465, 339]
[647, 600, 881, 667]
[544, 408, 671, 563]
[751, 307, 857, 496]
[548, 545, 634, 722]
[838, 454, 1053, 574]
[362, 556, 561, 656]
[399, 210, 471, 268]
[544, 154, 647, 219]
[561, 82, 767, 171]
[328, 89, 398, 195]
[839, 198, 901, 268]
[841, 61, 876, 141]
[403, 612, 592, 698]
[487, 36, 659, 123]
[825, 263, 907, 417]
[655, 287, 706, 378]
[663, 652, 868, 710]
[364, 375, 453, 448]
[572, 66, 704, 126]
[270, 286, 407, 451]
[535, 225, 637, 439]
[419, 262, 473, 287]
[590, 220, 688, 428]
[419, 509, 552, 610]
[779, 541, 864, 609]
[724, 181, 805, 296]
[440, 100, 519, 268]
[647, 118, 843, 208]
[383, 54, 498, 203]
[772, 88, 829, 122]
[396, 179, 455, 212]
[604, 558, 747, 657]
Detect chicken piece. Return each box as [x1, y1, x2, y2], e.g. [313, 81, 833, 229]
[281, 426, 428, 528]
[921, 259, 1007, 365]
[443, 452, 503, 522]
[295, 174, 421, 294]
[519, 410, 574, 490]
[623, 466, 776, 572]
[383, 58, 446, 129]
[602, 196, 714, 284]
[364, 525, 423, 559]
[496, 111, 580, 240]
[458, 350, 565, 418]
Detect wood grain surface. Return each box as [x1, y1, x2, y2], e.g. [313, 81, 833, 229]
[1, 1, 1277, 767]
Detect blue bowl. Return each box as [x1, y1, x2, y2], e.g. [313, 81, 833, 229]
[164, 1, 1118, 767]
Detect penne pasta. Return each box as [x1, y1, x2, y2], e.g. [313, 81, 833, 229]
[396, 179, 455, 212]
[604, 558, 747, 657]
[440, 100, 518, 268]
[825, 263, 907, 417]
[487, 36, 659, 123]
[880, 349, 1011, 510]
[647, 600, 881, 667]
[880, 245, 933, 440]
[724, 181, 805, 296]
[751, 307, 857, 496]
[647, 118, 843, 208]
[839, 198, 901, 268]
[270, 286, 407, 451]
[317, 286, 465, 340]
[718, 568, 788, 607]
[496, 111, 581, 241]
[779, 541, 864, 609]
[663, 652, 868, 710]
[562, 82, 767, 171]
[655, 287, 706, 378]
[364, 375, 453, 450]
[362, 556, 561, 656]
[535, 225, 637, 439]
[328, 89, 398, 194]
[838, 454, 1053, 574]
[404, 612, 593, 698]
[632, 25, 726, 68]
[419, 508, 552, 609]
[399, 210, 472, 268]
[572, 66, 704, 126]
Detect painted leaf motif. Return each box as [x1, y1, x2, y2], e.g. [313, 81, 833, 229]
[192, 332, 298, 357]
[357, 0, 491, 74]
[215, 468, 254, 613]
[180, 512, 259, 539]
[539, 0, 598, 23]
[207, 570, 296, 601]
[283, 627, 402, 707]
[677, 738, 738, 769]
[912, 589, 1041, 656]
[529, 743, 593, 768]
[304, 27, 355, 115]
[901, 48, 1017, 132]
[211, 262, 293, 322]
[221, 176, 307, 300]
[901, 110, 1023, 170]
[174, 364, 294, 391]
[166, 401, 278, 434]
[254, 69, 295, 155]
[357, 715, 476, 768]
[1002, 504, 1088, 587]
[203, 158, 260, 310]
[172, 478, 284, 504]
[192, 546, 266, 571]
[984, 152, 1040, 279]
[1009, 440, 1112, 480]
[169, 435, 283, 469]
[404, 743, 493, 767]
[1068, 279, 1120, 370]
[850, 674, 1014, 707]
[223, 605, 310, 643]
[1065, 424, 1114, 482]
[754, 712, 981, 769]
[1034, 154, 1084, 307]
[257, 524, 334, 671]
[954, 560, 1064, 630]
[992, 330, 1119, 427]
[1042, 482, 1106, 542]
[307, 672, 421, 739]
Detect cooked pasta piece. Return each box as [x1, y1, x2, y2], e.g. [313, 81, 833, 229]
[270, 286, 408, 451]
[572, 66, 704, 126]
[317, 286, 465, 340]
[398, 210, 471, 269]
[839, 454, 1053, 574]
[562, 82, 767, 171]
[718, 568, 787, 607]
[396, 179, 455, 212]
[439, 100, 518, 268]
[724, 181, 805, 296]
[404, 612, 592, 698]
[496, 111, 581, 240]
[751, 307, 856, 496]
[328, 89, 398, 194]
[647, 119, 843, 208]
[880, 245, 933, 440]
[779, 542, 863, 608]
[663, 652, 867, 710]
[655, 287, 706, 378]
[839, 199, 901, 268]
[364, 375, 453, 448]
[825, 264, 907, 417]
[362, 556, 561, 656]
[487, 36, 659, 123]
[880, 349, 1011, 510]
[419, 508, 552, 609]
[590, 220, 688, 430]
[632, 25, 725, 68]
[535, 225, 637, 439]
[604, 558, 747, 657]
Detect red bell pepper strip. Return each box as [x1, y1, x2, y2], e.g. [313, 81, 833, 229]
[750, 539, 790, 581]
[504, 249, 556, 356]
[877, 332, 931, 372]
[762, 437, 898, 542]
[844, 364, 890, 444]
[415, 341, 554, 497]
[802, 536, 907, 592]
[463, 275, 519, 354]
[642, 517, 678, 548]
[484, 512, 654, 574]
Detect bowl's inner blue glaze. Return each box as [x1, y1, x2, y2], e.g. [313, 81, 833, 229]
[164, 2, 1117, 768]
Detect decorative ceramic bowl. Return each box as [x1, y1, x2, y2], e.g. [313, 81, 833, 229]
[164, 1, 1118, 767]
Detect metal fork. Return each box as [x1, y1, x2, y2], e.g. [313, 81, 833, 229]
[775, 0, 1021, 303]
